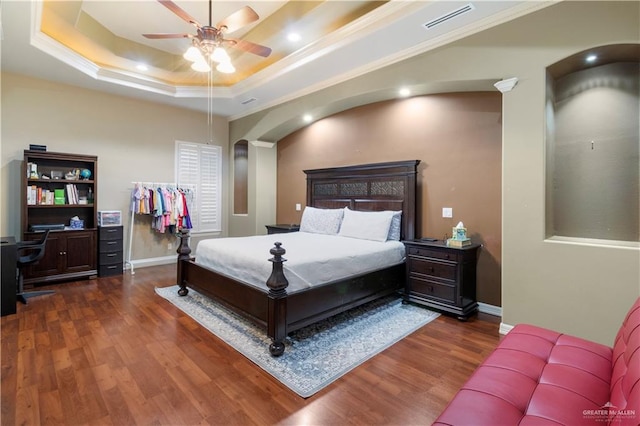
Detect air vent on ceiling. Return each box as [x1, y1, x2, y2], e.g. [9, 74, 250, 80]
[240, 97, 257, 105]
[423, 3, 475, 30]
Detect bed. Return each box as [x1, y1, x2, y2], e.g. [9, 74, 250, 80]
[175, 160, 420, 356]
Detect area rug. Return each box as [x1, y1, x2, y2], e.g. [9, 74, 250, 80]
[155, 285, 439, 398]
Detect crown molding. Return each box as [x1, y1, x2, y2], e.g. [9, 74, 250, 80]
[231, 1, 557, 120]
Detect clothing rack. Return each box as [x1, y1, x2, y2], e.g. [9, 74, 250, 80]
[126, 181, 195, 274]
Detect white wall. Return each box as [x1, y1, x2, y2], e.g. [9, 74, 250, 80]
[1, 73, 229, 263]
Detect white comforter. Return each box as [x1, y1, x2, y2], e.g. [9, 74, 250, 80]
[194, 231, 406, 294]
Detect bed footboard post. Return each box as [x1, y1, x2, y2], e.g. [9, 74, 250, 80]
[176, 228, 192, 296]
[266, 242, 289, 357]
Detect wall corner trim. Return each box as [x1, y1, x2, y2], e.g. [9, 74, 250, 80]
[494, 77, 518, 93]
[250, 140, 276, 148]
[499, 322, 515, 335]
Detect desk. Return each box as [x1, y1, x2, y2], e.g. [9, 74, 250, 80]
[1, 236, 17, 316]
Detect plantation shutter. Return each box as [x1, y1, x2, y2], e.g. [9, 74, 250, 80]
[175, 141, 222, 233]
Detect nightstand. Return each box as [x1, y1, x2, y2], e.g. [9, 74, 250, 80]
[403, 239, 480, 320]
[265, 224, 300, 234]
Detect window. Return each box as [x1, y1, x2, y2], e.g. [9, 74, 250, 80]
[175, 141, 222, 233]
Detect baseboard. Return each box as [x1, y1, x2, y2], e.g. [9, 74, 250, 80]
[478, 302, 502, 317]
[126, 255, 176, 270]
[499, 322, 514, 335]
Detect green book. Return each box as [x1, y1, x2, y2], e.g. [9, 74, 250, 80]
[54, 189, 65, 205]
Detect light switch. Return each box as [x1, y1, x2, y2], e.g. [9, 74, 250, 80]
[295, 203, 302, 211]
[442, 207, 453, 218]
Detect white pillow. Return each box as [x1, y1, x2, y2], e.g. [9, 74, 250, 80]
[299, 206, 344, 235]
[387, 211, 402, 241]
[338, 208, 394, 242]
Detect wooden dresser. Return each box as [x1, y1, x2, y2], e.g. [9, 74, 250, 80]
[403, 239, 480, 320]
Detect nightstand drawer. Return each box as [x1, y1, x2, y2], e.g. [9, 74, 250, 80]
[409, 257, 456, 281]
[409, 277, 455, 304]
[407, 246, 457, 262]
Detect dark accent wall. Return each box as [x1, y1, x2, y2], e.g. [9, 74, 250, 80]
[233, 140, 249, 215]
[276, 92, 502, 307]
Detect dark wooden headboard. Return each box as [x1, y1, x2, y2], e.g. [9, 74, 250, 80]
[304, 160, 420, 241]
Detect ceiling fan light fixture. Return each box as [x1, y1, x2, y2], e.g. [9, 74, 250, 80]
[144, 1, 271, 76]
[216, 61, 235, 74]
[211, 47, 230, 64]
[184, 45, 204, 62]
[191, 60, 211, 73]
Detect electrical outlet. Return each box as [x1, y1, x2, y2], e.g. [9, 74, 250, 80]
[442, 207, 453, 218]
[295, 203, 302, 211]
[167, 242, 173, 250]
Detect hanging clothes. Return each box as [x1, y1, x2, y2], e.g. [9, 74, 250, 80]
[130, 182, 194, 234]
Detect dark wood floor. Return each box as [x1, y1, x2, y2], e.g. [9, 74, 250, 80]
[1, 264, 502, 425]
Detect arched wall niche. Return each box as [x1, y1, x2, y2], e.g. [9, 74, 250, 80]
[233, 140, 249, 215]
[545, 44, 639, 243]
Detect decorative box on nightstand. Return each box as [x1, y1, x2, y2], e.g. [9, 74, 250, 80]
[403, 239, 481, 320]
[265, 224, 300, 234]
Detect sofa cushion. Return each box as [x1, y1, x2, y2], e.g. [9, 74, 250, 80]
[609, 297, 640, 425]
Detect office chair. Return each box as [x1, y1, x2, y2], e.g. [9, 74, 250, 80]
[16, 230, 54, 304]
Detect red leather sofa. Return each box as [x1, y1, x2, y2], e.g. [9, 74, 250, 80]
[434, 297, 640, 426]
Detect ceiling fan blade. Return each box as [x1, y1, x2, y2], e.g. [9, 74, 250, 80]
[217, 6, 259, 33]
[143, 33, 192, 39]
[229, 39, 272, 58]
[157, 0, 201, 28]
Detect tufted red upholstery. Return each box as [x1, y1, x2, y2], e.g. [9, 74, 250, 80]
[433, 297, 640, 426]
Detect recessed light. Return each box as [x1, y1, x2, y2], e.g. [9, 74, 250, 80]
[136, 64, 149, 71]
[303, 114, 313, 123]
[586, 54, 597, 63]
[288, 32, 301, 42]
[399, 87, 411, 97]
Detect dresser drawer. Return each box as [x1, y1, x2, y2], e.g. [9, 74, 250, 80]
[99, 239, 123, 252]
[98, 226, 123, 241]
[407, 246, 458, 262]
[98, 263, 123, 277]
[409, 276, 456, 304]
[403, 240, 480, 320]
[408, 257, 457, 281]
[99, 250, 123, 265]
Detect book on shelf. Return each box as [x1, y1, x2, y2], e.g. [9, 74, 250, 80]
[27, 186, 62, 205]
[27, 184, 83, 205]
[66, 184, 79, 204]
[54, 188, 65, 205]
[27, 186, 33, 205]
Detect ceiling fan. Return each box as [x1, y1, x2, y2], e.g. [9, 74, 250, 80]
[143, 0, 272, 72]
